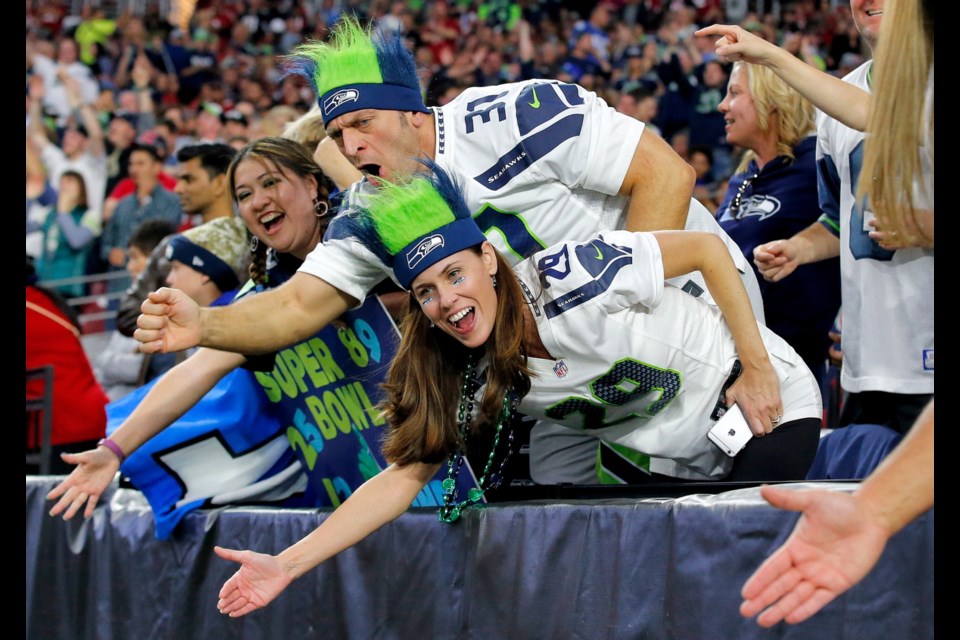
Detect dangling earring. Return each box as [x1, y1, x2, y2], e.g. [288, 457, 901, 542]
[429, 321, 435, 328]
[249, 235, 259, 254]
[491, 274, 498, 288]
[314, 198, 329, 217]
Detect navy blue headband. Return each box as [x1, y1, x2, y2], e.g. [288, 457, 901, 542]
[392, 218, 487, 289]
[318, 82, 429, 126]
[165, 236, 240, 293]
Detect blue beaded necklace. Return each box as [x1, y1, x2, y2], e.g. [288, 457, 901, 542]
[438, 355, 516, 523]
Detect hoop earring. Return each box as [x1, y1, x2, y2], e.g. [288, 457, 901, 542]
[249, 235, 260, 254]
[314, 199, 329, 217]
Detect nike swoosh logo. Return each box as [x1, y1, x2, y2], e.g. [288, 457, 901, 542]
[529, 86, 541, 109]
[593, 245, 603, 260]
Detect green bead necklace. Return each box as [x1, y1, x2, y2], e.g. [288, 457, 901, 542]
[438, 355, 516, 524]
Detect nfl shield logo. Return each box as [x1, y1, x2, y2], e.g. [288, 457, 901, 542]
[553, 360, 568, 378]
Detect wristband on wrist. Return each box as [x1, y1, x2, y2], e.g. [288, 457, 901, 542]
[98, 437, 127, 464]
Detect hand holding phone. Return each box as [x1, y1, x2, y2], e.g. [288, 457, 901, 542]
[707, 404, 754, 457]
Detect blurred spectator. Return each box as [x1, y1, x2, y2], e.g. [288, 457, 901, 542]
[222, 109, 250, 140]
[562, 31, 611, 84]
[687, 60, 734, 180]
[781, 28, 827, 71]
[116, 142, 239, 338]
[616, 85, 662, 137]
[477, 0, 522, 33]
[27, 72, 108, 216]
[73, 7, 117, 67]
[474, 48, 510, 86]
[670, 128, 690, 162]
[26, 256, 108, 475]
[689, 145, 720, 213]
[35, 170, 101, 299]
[26, 135, 57, 259]
[570, 4, 614, 63]
[104, 111, 140, 193]
[195, 102, 226, 142]
[613, 43, 659, 94]
[177, 29, 219, 105]
[378, 2, 410, 36]
[100, 142, 182, 281]
[421, 1, 461, 67]
[93, 218, 177, 401]
[517, 19, 564, 81]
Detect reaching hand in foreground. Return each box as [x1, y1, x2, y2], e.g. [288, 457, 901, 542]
[215, 546, 294, 618]
[740, 485, 890, 627]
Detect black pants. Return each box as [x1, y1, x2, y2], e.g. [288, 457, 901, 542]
[725, 417, 822, 482]
[839, 391, 932, 435]
[604, 417, 822, 484]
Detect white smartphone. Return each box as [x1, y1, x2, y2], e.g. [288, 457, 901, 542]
[707, 404, 754, 457]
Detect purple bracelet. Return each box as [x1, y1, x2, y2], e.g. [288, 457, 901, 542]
[98, 438, 127, 464]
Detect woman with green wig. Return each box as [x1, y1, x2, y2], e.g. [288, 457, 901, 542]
[215, 166, 822, 618]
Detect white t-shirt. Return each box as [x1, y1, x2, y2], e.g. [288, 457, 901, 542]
[301, 80, 763, 320]
[511, 231, 820, 480]
[816, 62, 934, 394]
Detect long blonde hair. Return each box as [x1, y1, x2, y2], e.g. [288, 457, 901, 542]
[735, 61, 816, 173]
[859, 0, 934, 244]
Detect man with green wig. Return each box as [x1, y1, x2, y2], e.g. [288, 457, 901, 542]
[136, 16, 765, 484]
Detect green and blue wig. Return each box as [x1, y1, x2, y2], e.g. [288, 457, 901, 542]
[285, 15, 428, 126]
[340, 163, 486, 289]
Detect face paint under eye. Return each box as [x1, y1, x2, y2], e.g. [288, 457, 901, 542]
[452, 275, 466, 286]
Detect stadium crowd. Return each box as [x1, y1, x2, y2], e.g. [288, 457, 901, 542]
[27, 0, 933, 629]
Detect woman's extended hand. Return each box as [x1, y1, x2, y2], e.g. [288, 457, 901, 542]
[46, 447, 121, 519]
[215, 546, 294, 618]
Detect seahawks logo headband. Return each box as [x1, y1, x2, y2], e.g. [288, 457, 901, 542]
[338, 162, 487, 289]
[285, 16, 429, 126]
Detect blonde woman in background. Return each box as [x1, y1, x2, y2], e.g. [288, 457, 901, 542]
[714, 62, 840, 389]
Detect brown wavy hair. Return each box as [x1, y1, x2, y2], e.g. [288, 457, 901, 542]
[380, 249, 533, 465]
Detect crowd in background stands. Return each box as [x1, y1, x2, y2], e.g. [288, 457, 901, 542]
[26, 0, 870, 299]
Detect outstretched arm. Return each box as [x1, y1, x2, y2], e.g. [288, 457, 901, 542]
[695, 24, 870, 131]
[216, 461, 440, 617]
[741, 399, 934, 627]
[135, 272, 357, 355]
[46, 347, 246, 519]
[654, 231, 781, 435]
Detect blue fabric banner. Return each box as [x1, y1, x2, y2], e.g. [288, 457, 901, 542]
[108, 296, 478, 539]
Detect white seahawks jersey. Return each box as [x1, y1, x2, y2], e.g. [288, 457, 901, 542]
[301, 80, 763, 321]
[512, 231, 821, 480]
[816, 62, 934, 394]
